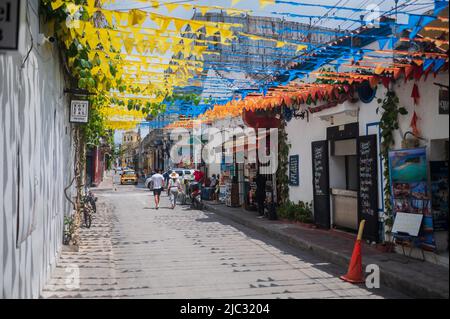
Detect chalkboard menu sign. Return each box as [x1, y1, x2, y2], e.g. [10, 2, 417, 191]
[311, 141, 330, 229]
[357, 135, 379, 243]
[289, 155, 299, 186]
[312, 144, 328, 196]
[439, 89, 449, 115]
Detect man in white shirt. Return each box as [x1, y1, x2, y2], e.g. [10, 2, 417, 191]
[150, 169, 165, 209]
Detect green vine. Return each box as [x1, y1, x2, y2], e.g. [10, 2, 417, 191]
[377, 91, 408, 227]
[276, 117, 291, 206]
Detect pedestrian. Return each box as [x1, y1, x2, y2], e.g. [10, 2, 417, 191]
[194, 169, 205, 184]
[214, 175, 221, 202]
[210, 174, 217, 188]
[167, 172, 182, 209]
[255, 173, 267, 218]
[150, 169, 165, 210]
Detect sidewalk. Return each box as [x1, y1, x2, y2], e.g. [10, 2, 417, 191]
[92, 172, 115, 192]
[203, 202, 449, 299]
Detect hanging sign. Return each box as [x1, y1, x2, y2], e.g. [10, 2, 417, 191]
[70, 100, 90, 124]
[439, 89, 449, 115]
[0, 0, 20, 51]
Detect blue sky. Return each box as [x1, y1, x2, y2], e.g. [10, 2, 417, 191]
[106, 0, 435, 29]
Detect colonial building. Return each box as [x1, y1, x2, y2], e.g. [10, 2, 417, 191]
[120, 130, 141, 168]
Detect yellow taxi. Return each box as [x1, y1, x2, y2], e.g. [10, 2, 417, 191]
[120, 170, 138, 185]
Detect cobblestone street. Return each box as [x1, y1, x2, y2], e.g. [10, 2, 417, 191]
[42, 185, 405, 299]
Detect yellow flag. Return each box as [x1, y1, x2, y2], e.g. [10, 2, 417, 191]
[189, 21, 204, 33]
[123, 37, 135, 54]
[205, 26, 219, 37]
[103, 11, 113, 26]
[129, 9, 147, 26]
[259, 0, 275, 9]
[165, 3, 179, 13]
[296, 45, 307, 52]
[174, 20, 186, 32]
[231, 0, 242, 6]
[51, 0, 64, 10]
[87, 37, 99, 50]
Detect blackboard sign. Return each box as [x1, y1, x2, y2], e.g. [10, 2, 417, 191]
[430, 161, 449, 231]
[289, 155, 299, 186]
[439, 89, 449, 115]
[358, 135, 379, 242]
[312, 143, 327, 196]
[312, 141, 330, 229]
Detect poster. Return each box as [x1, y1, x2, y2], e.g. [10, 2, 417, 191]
[430, 161, 449, 231]
[389, 148, 436, 251]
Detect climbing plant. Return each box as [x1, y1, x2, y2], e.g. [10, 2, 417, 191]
[377, 91, 408, 227]
[276, 115, 291, 206]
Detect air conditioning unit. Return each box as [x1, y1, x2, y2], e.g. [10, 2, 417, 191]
[313, 103, 360, 122]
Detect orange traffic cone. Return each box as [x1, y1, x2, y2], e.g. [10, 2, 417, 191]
[340, 220, 366, 284]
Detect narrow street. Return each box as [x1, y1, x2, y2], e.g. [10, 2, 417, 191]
[42, 181, 405, 299]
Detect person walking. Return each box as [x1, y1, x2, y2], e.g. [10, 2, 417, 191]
[150, 169, 165, 210]
[214, 174, 221, 203]
[167, 172, 182, 209]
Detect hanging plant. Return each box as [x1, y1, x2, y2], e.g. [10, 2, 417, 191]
[377, 91, 408, 228]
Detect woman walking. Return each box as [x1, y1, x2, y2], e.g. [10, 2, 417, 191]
[168, 172, 182, 209]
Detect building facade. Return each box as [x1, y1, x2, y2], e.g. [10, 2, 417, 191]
[0, 0, 75, 298]
[120, 130, 140, 168]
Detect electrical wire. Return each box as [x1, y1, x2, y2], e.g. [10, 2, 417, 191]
[21, 0, 34, 69]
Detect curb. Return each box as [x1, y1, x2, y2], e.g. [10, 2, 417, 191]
[204, 203, 449, 299]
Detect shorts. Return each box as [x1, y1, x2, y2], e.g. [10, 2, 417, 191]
[153, 188, 162, 196]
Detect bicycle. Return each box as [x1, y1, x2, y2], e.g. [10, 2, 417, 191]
[82, 187, 97, 228]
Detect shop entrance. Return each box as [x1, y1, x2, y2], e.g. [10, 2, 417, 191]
[311, 123, 380, 242]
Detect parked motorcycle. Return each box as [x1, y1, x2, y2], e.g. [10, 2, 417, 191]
[189, 182, 203, 210]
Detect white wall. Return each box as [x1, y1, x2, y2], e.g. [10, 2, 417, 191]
[287, 112, 358, 203]
[0, 0, 74, 298]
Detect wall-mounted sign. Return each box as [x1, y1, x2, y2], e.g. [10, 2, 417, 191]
[289, 155, 299, 186]
[439, 89, 449, 115]
[70, 100, 89, 124]
[0, 0, 20, 51]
